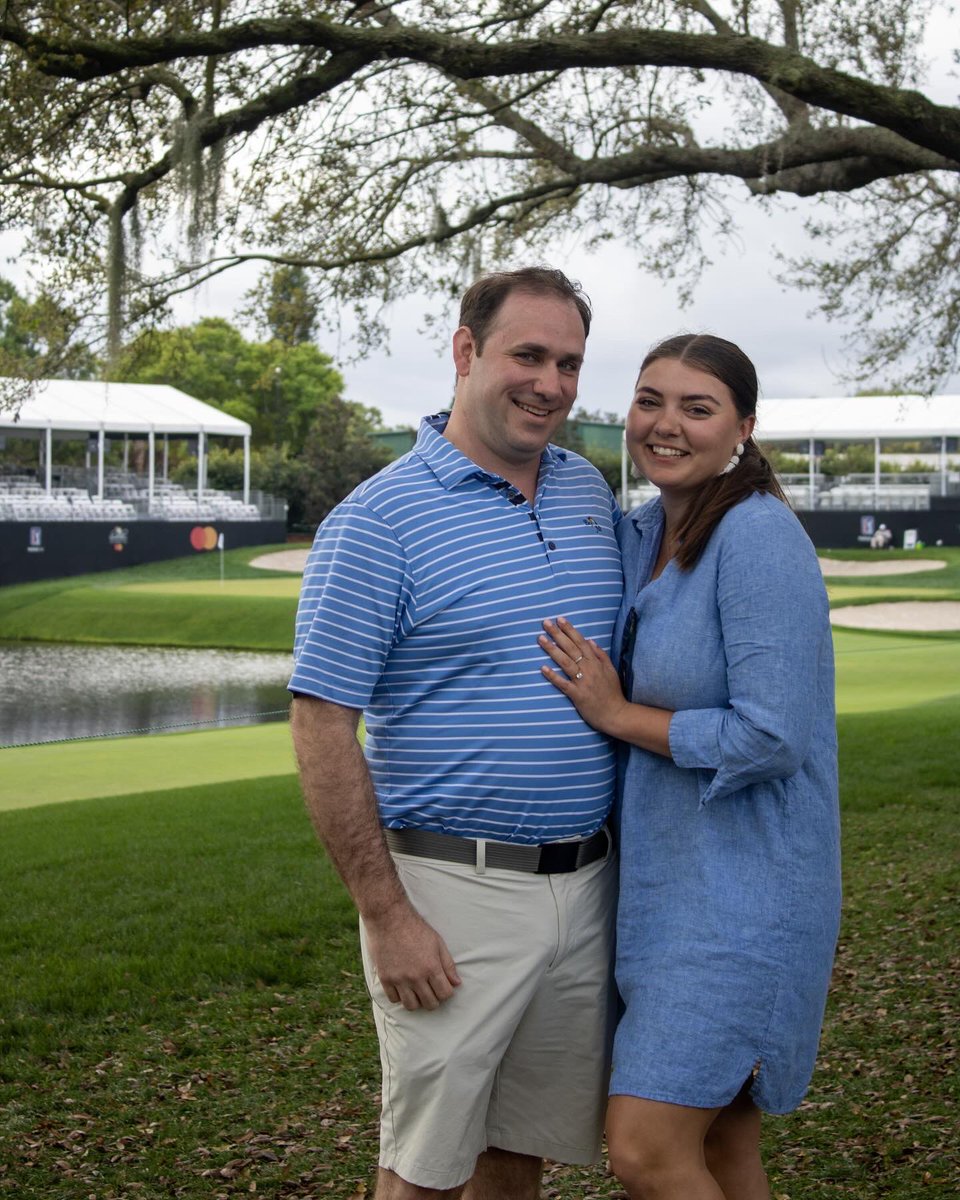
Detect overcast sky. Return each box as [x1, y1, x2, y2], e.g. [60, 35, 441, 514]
[169, 194, 959, 434]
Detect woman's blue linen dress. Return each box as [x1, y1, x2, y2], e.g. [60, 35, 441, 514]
[610, 492, 841, 1114]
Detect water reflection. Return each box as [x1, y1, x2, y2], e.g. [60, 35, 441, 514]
[0, 643, 293, 747]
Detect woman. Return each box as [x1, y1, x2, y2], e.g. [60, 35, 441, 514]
[539, 334, 840, 1200]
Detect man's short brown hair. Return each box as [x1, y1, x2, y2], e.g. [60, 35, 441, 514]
[458, 267, 592, 352]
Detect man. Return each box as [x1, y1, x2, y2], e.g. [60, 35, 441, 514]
[289, 267, 623, 1198]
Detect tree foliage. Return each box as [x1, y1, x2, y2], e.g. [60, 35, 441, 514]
[114, 316, 353, 449]
[118, 315, 388, 525]
[263, 265, 319, 347]
[1, 1, 958, 388]
[301, 401, 394, 525]
[0, 277, 97, 380]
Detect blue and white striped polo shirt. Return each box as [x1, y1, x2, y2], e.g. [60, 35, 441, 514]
[289, 413, 623, 844]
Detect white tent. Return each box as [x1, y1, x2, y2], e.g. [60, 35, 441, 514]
[756, 394, 960, 441]
[0, 379, 252, 505]
[756, 394, 960, 507]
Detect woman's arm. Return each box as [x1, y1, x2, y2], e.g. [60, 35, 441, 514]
[539, 616, 674, 758]
[668, 508, 831, 804]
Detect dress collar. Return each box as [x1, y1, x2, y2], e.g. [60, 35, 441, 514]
[626, 497, 666, 585]
[630, 496, 665, 537]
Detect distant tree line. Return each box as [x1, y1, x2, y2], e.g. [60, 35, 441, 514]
[1, 268, 391, 528]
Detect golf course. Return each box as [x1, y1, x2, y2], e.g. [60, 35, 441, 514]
[1, 544, 957, 1197]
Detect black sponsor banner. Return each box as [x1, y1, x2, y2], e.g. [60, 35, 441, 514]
[795, 508, 960, 550]
[0, 521, 288, 586]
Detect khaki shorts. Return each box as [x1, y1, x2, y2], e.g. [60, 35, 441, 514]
[359, 843, 617, 1190]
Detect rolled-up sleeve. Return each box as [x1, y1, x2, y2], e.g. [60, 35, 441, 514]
[667, 512, 828, 805]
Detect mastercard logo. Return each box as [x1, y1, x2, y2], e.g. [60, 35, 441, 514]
[190, 525, 219, 551]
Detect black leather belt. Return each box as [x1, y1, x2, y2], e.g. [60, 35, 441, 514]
[384, 825, 610, 874]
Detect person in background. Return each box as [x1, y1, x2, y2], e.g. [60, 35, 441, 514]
[870, 523, 893, 549]
[290, 267, 623, 1199]
[540, 333, 841, 1200]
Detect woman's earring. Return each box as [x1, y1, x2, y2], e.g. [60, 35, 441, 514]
[720, 442, 745, 475]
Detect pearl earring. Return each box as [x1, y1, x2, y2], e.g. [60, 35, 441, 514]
[720, 442, 745, 475]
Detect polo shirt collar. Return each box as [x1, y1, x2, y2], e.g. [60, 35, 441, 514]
[413, 412, 567, 492]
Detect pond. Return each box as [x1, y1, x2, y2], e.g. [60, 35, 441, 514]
[0, 642, 292, 748]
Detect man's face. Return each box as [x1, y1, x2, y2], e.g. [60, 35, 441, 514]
[448, 289, 586, 477]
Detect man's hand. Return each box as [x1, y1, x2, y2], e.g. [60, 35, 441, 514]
[364, 903, 461, 1011]
[291, 695, 462, 1010]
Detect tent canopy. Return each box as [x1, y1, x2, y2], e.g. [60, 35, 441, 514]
[0, 378, 252, 503]
[0, 379, 251, 439]
[756, 395, 960, 442]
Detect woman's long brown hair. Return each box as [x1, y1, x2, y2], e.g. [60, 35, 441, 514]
[637, 334, 787, 571]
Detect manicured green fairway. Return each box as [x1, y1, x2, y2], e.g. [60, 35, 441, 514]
[1, 625, 954, 816]
[828, 582, 958, 605]
[0, 723, 296, 811]
[0, 628, 956, 813]
[0, 584, 297, 649]
[2, 545, 959, 658]
[833, 627, 960, 712]
[122, 578, 301, 597]
[0, 543, 299, 650]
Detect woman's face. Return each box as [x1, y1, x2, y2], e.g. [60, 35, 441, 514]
[625, 357, 755, 508]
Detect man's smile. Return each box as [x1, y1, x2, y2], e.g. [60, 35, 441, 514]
[514, 399, 553, 418]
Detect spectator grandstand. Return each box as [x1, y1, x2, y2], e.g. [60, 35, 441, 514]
[0, 378, 259, 518]
[0, 474, 268, 522]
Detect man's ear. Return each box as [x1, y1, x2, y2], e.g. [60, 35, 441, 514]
[452, 325, 477, 377]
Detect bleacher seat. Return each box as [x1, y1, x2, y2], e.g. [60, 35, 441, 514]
[0, 474, 265, 522]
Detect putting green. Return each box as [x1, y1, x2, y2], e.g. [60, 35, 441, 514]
[122, 579, 301, 598]
[0, 722, 297, 812]
[827, 583, 958, 605]
[833, 628, 960, 713]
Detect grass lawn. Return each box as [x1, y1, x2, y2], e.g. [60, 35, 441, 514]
[1, 545, 958, 1196]
[833, 628, 960, 712]
[827, 582, 958, 605]
[0, 723, 296, 811]
[1, 545, 960, 652]
[1, 715, 958, 1197]
[0, 544, 300, 650]
[123, 579, 302, 598]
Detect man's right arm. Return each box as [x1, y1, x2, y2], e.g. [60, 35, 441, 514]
[290, 694, 461, 1011]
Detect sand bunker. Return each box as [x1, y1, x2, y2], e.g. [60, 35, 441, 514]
[830, 601, 960, 632]
[250, 548, 311, 573]
[258, 550, 947, 578]
[265, 552, 947, 577]
[817, 557, 946, 577]
[252, 548, 959, 631]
